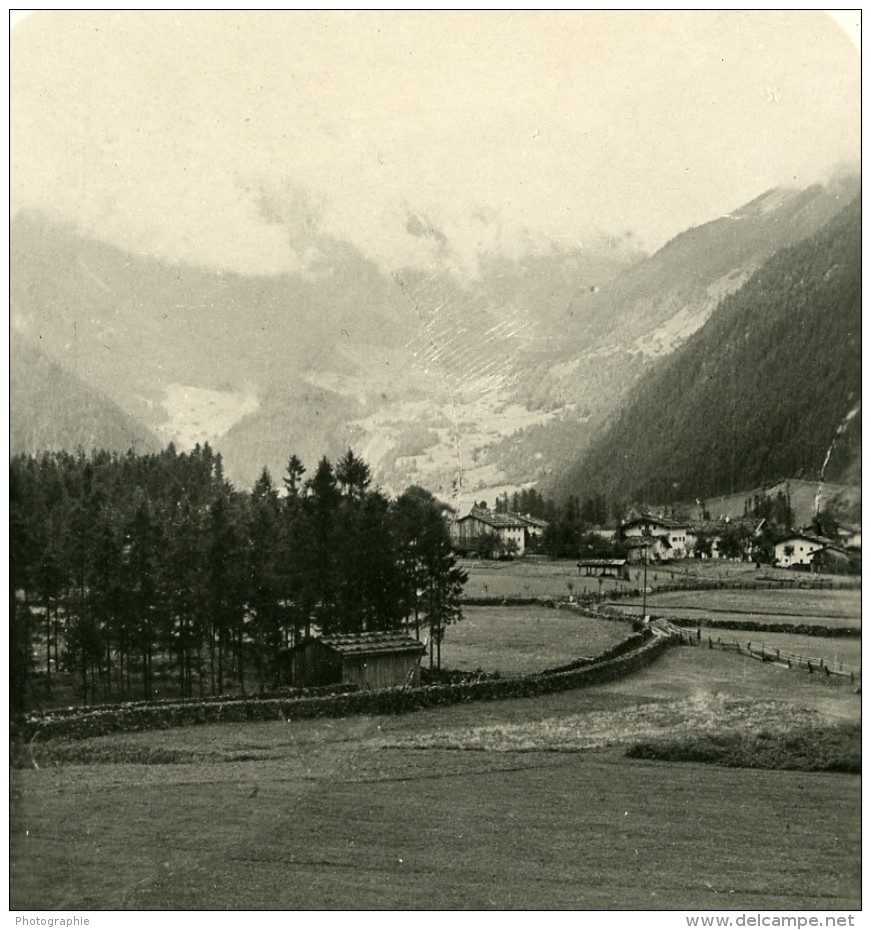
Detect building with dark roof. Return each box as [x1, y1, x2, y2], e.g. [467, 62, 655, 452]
[290, 631, 425, 689]
[450, 505, 546, 556]
[620, 514, 692, 560]
[576, 558, 629, 579]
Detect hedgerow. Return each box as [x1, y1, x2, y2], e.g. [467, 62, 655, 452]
[653, 616, 859, 638]
[24, 681, 359, 721]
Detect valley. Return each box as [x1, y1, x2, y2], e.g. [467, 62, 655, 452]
[10, 173, 861, 507]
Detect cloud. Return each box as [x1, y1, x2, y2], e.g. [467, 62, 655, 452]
[10, 11, 859, 278]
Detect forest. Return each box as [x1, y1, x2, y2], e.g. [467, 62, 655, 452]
[554, 196, 861, 505]
[10, 445, 466, 712]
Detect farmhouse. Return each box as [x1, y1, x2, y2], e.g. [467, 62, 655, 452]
[619, 515, 692, 561]
[290, 631, 425, 689]
[774, 533, 848, 569]
[451, 505, 544, 556]
[624, 535, 670, 564]
[689, 518, 757, 560]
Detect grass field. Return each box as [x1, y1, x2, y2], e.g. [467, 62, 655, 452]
[11, 644, 860, 910]
[611, 587, 861, 630]
[439, 606, 630, 675]
[696, 631, 861, 672]
[459, 556, 622, 598]
[460, 555, 859, 600]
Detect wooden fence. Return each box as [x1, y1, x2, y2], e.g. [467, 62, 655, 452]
[674, 628, 861, 683]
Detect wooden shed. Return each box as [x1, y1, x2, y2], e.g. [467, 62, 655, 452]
[576, 558, 630, 580]
[290, 631, 426, 690]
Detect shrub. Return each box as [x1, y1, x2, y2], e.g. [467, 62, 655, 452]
[626, 723, 860, 774]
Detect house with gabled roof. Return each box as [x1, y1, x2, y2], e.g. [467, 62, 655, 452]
[619, 514, 693, 561]
[450, 505, 546, 556]
[290, 631, 425, 689]
[774, 533, 849, 569]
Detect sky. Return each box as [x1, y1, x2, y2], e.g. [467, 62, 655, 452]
[10, 10, 861, 277]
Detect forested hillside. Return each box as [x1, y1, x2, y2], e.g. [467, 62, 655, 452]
[551, 195, 861, 505]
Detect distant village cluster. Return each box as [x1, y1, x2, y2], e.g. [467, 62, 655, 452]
[449, 504, 861, 573]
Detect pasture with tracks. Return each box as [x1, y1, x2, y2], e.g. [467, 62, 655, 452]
[10, 559, 861, 910]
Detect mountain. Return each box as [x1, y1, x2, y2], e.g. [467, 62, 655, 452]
[10, 333, 161, 456]
[483, 173, 861, 487]
[8, 207, 641, 491]
[9, 174, 859, 499]
[549, 194, 861, 507]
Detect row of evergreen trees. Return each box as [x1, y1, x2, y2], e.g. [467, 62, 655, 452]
[10, 445, 466, 712]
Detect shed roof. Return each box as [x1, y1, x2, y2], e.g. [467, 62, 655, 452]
[577, 559, 628, 568]
[318, 631, 426, 658]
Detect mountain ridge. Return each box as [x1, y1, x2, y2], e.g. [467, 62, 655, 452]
[10, 174, 860, 497]
[548, 194, 861, 507]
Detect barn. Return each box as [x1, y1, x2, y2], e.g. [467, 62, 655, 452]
[576, 558, 630, 580]
[290, 631, 426, 690]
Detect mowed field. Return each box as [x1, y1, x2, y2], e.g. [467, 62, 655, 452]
[11, 639, 860, 910]
[460, 555, 859, 601]
[459, 557, 633, 598]
[439, 606, 630, 675]
[611, 587, 861, 630]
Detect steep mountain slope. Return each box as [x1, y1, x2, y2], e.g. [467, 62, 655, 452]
[550, 194, 861, 506]
[485, 173, 861, 486]
[10, 334, 161, 455]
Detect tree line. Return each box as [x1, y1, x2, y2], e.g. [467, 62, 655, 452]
[10, 445, 466, 712]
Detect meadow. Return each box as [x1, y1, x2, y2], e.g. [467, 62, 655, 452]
[11, 643, 860, 910]
[612, 587, 861, 630]
[438, 606, 630, 675]
[458, 555, 858, 601]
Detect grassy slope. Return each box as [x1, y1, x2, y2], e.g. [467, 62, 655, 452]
[11, 648, 860, 910]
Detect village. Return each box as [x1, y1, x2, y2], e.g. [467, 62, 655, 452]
[448, 500, 862, 571]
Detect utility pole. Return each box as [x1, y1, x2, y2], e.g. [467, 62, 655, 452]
[642, 542, 649, 621]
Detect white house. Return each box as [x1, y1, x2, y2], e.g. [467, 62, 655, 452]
[620, 515, 693, 560]
[774, 533, 836, 568]
[451, 506, 534, 555]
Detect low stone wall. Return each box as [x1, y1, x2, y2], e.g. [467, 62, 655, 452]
[19, 631, 676, 743]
